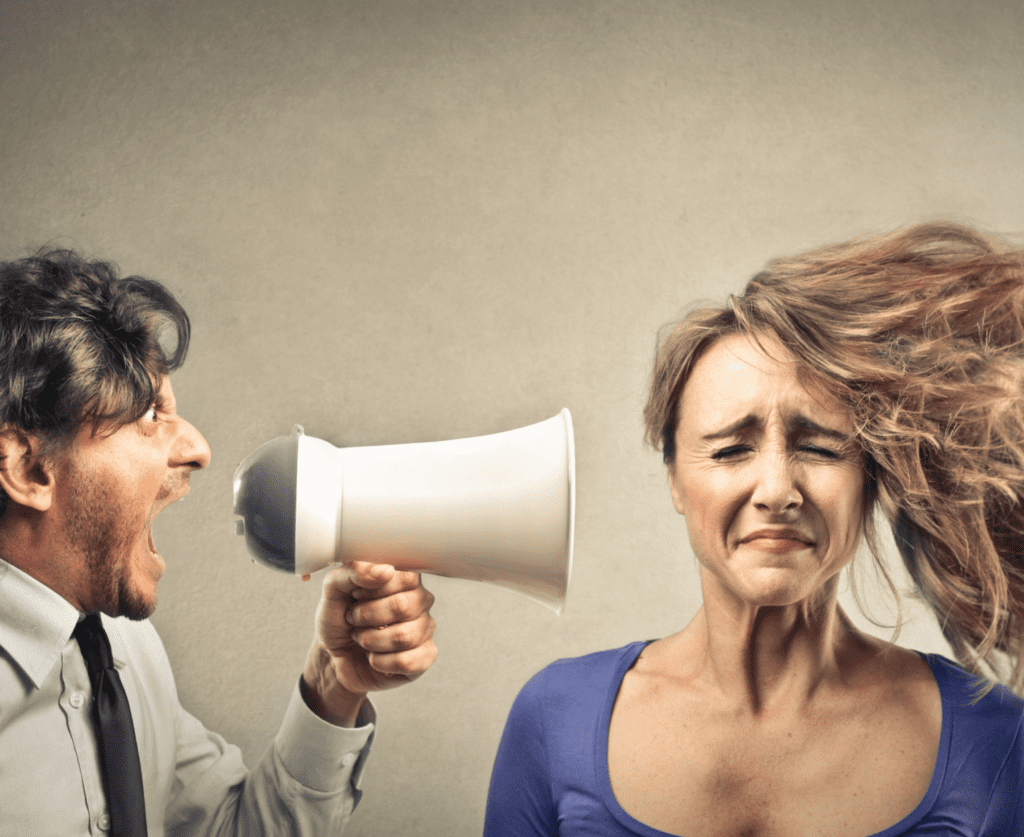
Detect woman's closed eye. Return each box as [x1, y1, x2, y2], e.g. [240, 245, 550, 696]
[798, 444, 841, 459]
[711, 445, 753, 460]
[710, 443, 844, 461]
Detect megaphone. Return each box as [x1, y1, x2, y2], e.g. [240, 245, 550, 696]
[232, 410, 575, 613]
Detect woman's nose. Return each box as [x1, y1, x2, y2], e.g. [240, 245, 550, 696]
[751, 452, 801, 513]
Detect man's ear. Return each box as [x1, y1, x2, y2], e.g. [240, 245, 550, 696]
[0, 428, 56, 512]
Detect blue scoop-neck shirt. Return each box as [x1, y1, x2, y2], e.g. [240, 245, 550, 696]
[485, 642, 1023, 836]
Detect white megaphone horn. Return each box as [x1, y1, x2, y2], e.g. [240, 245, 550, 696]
[232, 410, 575, 613]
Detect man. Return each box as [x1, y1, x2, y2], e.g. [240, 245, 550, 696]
[0, 249, 438, 835]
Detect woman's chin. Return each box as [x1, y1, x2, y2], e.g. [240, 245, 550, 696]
[721, 566, 826, 610]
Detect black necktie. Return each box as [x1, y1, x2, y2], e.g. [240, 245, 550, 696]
[73, 614, 148, 837]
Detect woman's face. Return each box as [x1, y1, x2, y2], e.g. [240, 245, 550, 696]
[668, 332, 866, 609]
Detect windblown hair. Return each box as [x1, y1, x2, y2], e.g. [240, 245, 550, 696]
[0, 249, 189, 513]
[644, 222, 1024, 694]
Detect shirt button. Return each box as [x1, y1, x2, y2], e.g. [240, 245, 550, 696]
[341, 753, 356, 768]
[97, 814, 111, 831]
[69, 691, 85, 709]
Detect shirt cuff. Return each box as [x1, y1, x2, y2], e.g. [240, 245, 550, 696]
[274, 680, 376, 793]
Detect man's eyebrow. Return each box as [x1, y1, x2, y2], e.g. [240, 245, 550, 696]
[152, 389, 173, 412]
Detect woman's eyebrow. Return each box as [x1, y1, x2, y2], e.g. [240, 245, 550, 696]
[788, 415, 851, 442]
[700, 414, 852, 444]
[701, 415, 759, 442]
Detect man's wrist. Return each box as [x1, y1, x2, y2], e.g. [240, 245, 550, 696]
[276, 681, 375, 793]
[300, 665, 367, 727]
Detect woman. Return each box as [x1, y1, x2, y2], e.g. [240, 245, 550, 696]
[484, 222, 1024, 836]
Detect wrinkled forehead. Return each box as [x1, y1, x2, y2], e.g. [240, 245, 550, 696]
[678, 332, 855, 439]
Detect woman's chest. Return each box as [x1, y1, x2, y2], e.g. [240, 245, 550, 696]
[606, 693, 940, 837]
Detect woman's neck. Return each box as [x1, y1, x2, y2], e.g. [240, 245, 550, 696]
[684, 573, 860, 717]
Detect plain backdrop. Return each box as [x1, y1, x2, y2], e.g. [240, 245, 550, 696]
[2, 1, 1021, 834]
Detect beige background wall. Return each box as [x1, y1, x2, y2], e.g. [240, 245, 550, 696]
[2, 1, 1021, 834]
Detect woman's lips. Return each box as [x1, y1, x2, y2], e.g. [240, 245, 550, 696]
[739, 529, 814, 552]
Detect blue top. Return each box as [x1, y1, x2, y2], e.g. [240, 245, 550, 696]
[484, 642, 1024, 836]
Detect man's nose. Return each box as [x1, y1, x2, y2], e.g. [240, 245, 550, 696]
[174, 418, 212, 470]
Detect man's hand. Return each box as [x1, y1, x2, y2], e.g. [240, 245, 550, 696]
[301, 561, 437, 726]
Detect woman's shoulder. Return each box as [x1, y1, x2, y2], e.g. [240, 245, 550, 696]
[498, 641, 653, 783]
[916, 653, 1024, 828]
[516, 640, 651, 705]
[924, 654, 1024, 711]
[923, 653, 1024, 732]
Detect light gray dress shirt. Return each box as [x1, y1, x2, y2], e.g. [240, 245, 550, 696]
[0, 558, 375, 836]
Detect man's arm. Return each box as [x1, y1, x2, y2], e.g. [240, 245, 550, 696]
[162, 562, 437, 835]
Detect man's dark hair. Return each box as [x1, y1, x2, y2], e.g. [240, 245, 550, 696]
[0, 249, 190, 511]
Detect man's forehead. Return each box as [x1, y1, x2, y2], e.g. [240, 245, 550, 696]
[153, 375, 175, 403]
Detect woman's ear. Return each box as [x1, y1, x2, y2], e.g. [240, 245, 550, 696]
[667, 462, 686, 517]
[0, 429, 56, 512]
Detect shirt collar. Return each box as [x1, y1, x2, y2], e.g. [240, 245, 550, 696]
[0, 557, 82, 688]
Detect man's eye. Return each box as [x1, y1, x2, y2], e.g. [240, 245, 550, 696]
[144, 407, 158, 422]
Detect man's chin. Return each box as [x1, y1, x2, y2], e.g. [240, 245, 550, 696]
[117, 546, 162, 619]
[111, 574, 158, 621]
[117, 593, 157, 621]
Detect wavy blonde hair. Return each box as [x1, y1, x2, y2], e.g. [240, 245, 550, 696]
[644, 222, 1024, 694]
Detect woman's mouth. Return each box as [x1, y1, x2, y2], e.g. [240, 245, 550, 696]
[739, 529, 814, 552]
